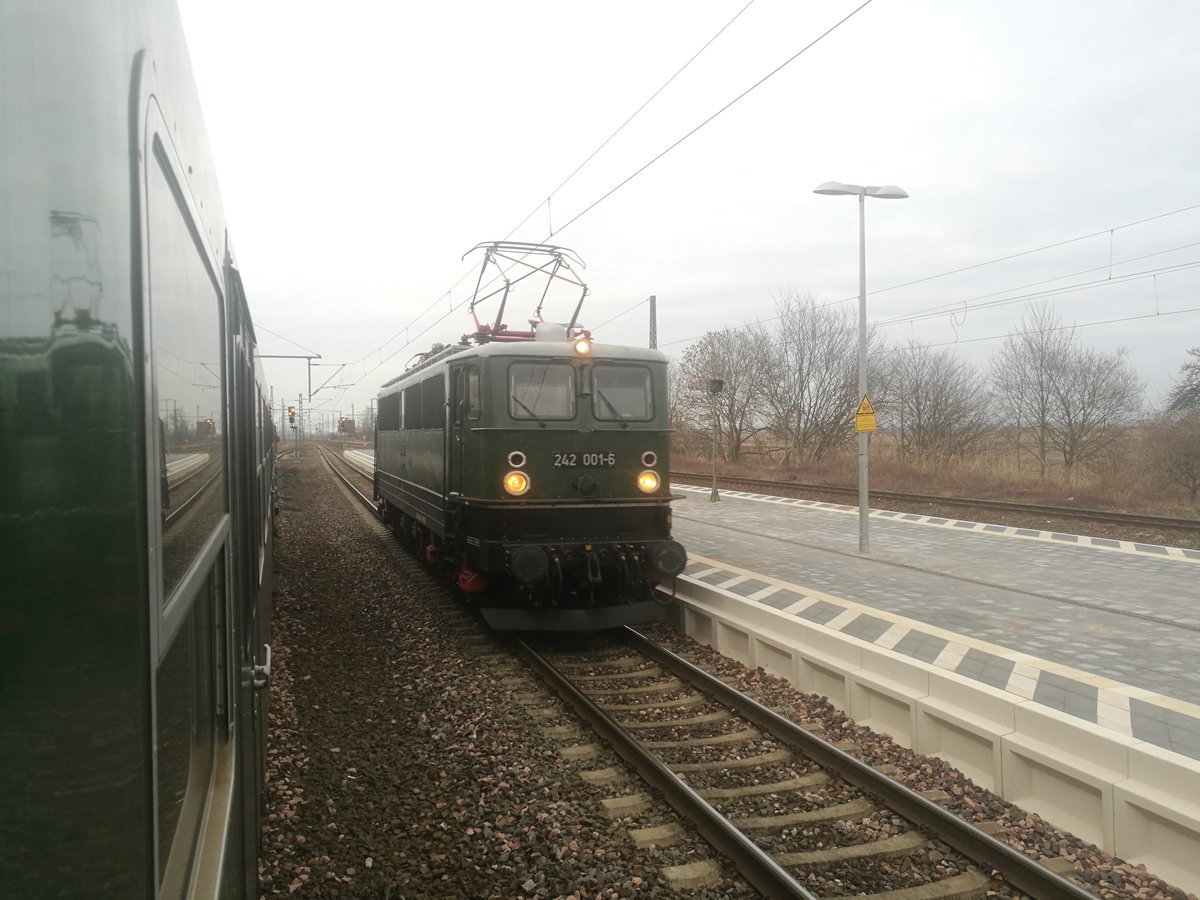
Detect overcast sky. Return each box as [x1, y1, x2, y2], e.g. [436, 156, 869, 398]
[176, 0, 1200, 427]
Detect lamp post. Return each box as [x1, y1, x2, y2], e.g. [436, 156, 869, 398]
[813, 181, 908, 553]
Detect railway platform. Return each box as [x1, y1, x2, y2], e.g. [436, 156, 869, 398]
[670, 484, 1200, 761]
[669, 485, 1200, 891]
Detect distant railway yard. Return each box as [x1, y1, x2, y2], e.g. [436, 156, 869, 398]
[259, 445, 1198, 898]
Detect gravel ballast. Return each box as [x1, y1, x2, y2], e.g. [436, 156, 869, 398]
[260, 451, 752, 898]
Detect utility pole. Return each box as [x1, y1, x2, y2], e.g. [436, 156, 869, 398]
[648, 295, 657, 350]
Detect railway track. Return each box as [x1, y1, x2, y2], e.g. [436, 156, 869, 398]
[515, 629, 1095, 899]
[319, 445, 375, 500]
[673, 470, 1200, 532]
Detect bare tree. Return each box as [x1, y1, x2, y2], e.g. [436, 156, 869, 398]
[1166, 347, 1200, 412]
[990, 302, 1075, 478]
[1147, 411, 1200, 505]
[1044, 345, 1143, 480]
[674, 327, 768, 463]
[756, 290, 881, 465]
[667, 358, 706, 458]
[886, 341, 992, 463]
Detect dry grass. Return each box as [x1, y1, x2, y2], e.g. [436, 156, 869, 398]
[674, 436, 1197, 516]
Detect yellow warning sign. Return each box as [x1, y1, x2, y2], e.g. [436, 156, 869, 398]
[855, 394, 877, 433]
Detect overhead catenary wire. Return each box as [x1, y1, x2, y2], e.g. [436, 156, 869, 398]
[547, 0, 877, 239]
[325, 0, 875, 400]
[506, 0, 760, 244]
[256, 323, 322, 357]
[393, 0, 874, 349]
[658, 259, 1200, 350]
[274, 206, 1200, 409]
[263, 5, 1198, 409]
[900, 304, 1200, 355]
[592, 297, 652, 332]
[855, 201, 1200, 302]
[336, 0, 763, 388]
[873, 240, 1200, 327]
[656, 205, 1200, 348]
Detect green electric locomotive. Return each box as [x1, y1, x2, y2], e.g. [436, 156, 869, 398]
[374, 243, 685, 629]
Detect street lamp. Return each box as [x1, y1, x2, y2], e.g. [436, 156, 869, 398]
[813, 181, 908, 553]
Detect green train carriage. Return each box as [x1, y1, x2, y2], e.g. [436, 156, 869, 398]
[2, 4, 276, 895]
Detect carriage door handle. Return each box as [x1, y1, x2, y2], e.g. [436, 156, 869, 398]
[252, 644, 272, 691]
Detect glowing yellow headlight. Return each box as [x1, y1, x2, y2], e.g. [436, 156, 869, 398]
[573, 336, 592, 356]
[637, 470, 660, 493]
[503, 471, 530, 496]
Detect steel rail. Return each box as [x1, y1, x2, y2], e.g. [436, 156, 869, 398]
[509, 637, 818, 900]
[339, 452, 374, 480]
[673, 470, 1200, 530]
[317, 448, 376, 509]
[164, 462, 222, 527]
[624, 627, 1097, 900]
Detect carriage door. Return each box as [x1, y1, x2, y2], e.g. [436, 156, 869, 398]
[448, 362, 479, 499]
[449, 364, 468, 497]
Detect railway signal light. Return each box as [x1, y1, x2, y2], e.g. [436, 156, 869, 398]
[287, 405, 296, 424]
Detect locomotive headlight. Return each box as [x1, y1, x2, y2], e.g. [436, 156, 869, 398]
[504, 471, 530, 496]
[573, 336, 592, 356]
[636, 470, 660, 493]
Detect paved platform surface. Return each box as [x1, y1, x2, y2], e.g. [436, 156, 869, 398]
[671, 485, 1200, 761]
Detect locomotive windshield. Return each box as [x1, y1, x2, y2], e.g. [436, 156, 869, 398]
[593, 364, 653, 421]
[509, 362, 575, 420]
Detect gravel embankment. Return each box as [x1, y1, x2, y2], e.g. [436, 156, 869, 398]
[260, 450, 1196, 899]
[259, 451, 752, 898]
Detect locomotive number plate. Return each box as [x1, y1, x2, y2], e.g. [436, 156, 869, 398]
[552, 451, 615, 468]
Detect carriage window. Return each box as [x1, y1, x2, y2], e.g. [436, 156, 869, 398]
[593, 364, 653, 421]
[149, 141, 226, 600]
[155, 569, 215, 887]
[403, 384, 421, 429]
[467, 365, 480, 420]
[377, 392, 400, 431]
[509, 362, 575, 420]
[421, 375, 445, 429]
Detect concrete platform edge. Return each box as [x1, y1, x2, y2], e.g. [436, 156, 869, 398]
[667, 575, 1200, 895]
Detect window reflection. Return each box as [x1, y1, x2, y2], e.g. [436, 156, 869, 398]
[148, 147, 226, 599]
[155, 571, 215, 889]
